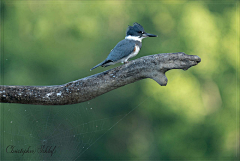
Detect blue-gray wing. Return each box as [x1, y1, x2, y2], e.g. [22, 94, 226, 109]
[106, 39, 135, 62]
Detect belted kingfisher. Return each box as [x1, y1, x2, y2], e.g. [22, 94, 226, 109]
[90, 22, 157, 71]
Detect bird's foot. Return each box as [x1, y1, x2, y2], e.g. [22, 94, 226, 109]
[124, 61, 129, 64]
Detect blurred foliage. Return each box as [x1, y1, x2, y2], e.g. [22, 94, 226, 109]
[0, 0, 239, 160]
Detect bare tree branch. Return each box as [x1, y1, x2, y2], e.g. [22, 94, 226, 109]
[0, 52, 201, 105]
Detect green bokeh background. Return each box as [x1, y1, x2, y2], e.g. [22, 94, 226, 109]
[0, 0, 239, 160]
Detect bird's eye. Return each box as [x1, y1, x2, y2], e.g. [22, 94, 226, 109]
[138, 31, 143, 34]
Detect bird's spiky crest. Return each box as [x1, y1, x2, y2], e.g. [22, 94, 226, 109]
[126, 22, 144, 36]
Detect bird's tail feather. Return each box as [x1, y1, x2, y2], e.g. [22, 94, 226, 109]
[90, 63, 102, 71]
[90, 60, 113, 71]
[90, 61, 105, 71]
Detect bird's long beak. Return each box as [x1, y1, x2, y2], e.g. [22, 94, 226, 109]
[142, 33, 157, 37]
[146, 33, 157, 37]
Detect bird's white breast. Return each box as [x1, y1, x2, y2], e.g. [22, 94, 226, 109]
[121, 45, 140, 63]
[128, 45, 140, 59]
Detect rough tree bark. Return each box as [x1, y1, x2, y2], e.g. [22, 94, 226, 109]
[0, 52, 201, 105]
